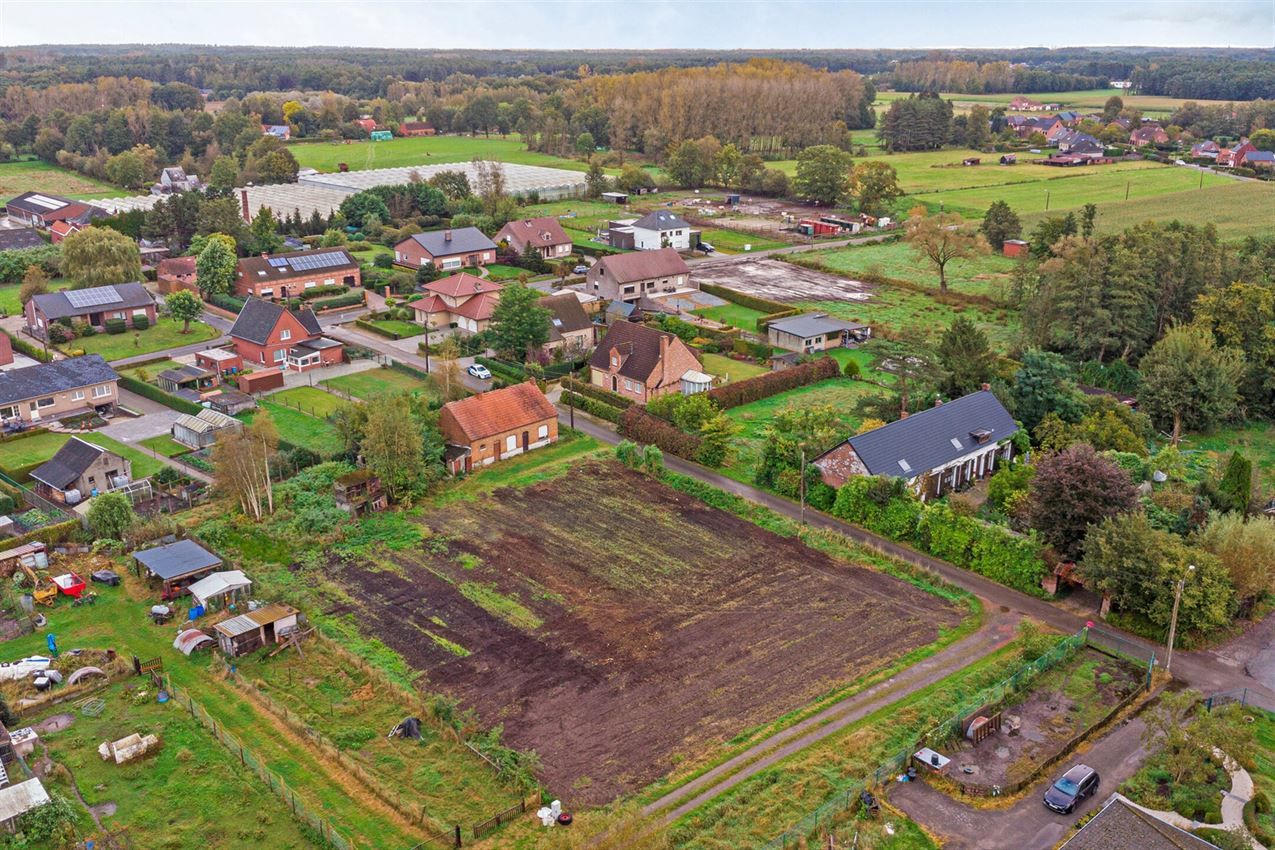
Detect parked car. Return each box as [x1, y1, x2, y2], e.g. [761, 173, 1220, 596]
[466, 364, 492, 380]
[91, 569, 121, 586]
[1044, 764, 1099, 814]
[573, 264, 588, 274]
[1174, 159, 1187, 166]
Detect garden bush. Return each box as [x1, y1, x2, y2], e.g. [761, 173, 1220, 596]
[118, 375, 202, 415]
[6, 331, 50, 362]
[617, 406, 701, 460]
[210, 293, 246, 313]
[103, 317, 127, 335]
[697, 281, 790, 314]
[312, 292, 365, 311]
[560, 391, 621, 423]
[560, 377, 633, 409]
[131, 314, 149, 331]
[706, 356, 839, 409]
[474, 356, 526, 383]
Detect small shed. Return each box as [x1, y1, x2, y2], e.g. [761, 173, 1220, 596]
[173, 628, 214, 656]
[213, 603, 299, 657]
[157, 364, 218, 395]
[680, 369, 714, 396]
[204, 388, 256, 416]
[0, 779, 50, 832]
[195, 348, 243, 376]
[1002, 239, 1030, 259]
[132, 539, 223, 600]
[370, 130, 394, 141]
[334, 469, 387, 516]
[600, 191, 628, 204]
[186, 569, 252, 609]
[171, 409, 242, 449]
[237, 368, 284, 394]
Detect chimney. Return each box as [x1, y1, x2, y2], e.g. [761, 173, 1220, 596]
[900, 411, 910, 419]
[981, 382, 991, 392]
[659, 332, 670, 387]
[240, 188, 250, 222]
[260, 252, 269, 258]
[444, 229, 453, 241]
[934, 398, 944, 408]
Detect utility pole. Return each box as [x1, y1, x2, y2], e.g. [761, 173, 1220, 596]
[568, 382, 575, 430]
[799, 445, 807, 525]
[1164, 563, 1196, 674]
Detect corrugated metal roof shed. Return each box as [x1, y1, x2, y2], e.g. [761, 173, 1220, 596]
[132, 539, 222, 580]
[0, 778, 50, 824]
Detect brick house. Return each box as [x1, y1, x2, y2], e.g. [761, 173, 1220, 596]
[439, 382, 558, 475]
[585, 248, 691, 306]
[399, 122, 436, 137]
[1217, 141, 1257, 168]
[539, 292, 595, 357]
[235, 248, 360, 299]
[353, 118, 377, 134]
[229, 298, 344, 372]
[30, 437, 131, 503]
[0, 355, 120, 426]
[766, 313, 870, 353]
[157, 255, 199, 294]
[812, 390, 1018, 501]
[589, 320, 703, 403]
[410, 273, 503, 335]
[1129, 125, 1169, 146]
[394, 228, 497, 272]
[25, 282, 156, 339]
[495, 217, 574, 260]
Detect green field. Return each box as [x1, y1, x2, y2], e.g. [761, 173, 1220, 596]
[803, 239, 1017, 299]
[697, 228, 791, 253]
[0, 277, 73, 317]
[270, 385, 350, 418]
[874, 88, 1235, 116]
[0, 429, 165, 481]
[239, 400, 344, 456]
[1184, 421, 1275, 489]
[322, 366, 438, 400]
[365, 318, 424, 339]
[0, 158, 123, 200]
[798, 287, 1019, 352]
[693, 302, 768, 332]
[138, 433, 192, 457]
[701, 352, 770, 383]
[288, 133, 595, 174]
[61, 317, 221, 362]
[1020, 180, 1275, 242]
[912, 164, 1235, 218]
[525, 199, 629, 233]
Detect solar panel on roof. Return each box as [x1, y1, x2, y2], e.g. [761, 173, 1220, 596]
[287, 252, 347, 272]
[65, 288, 123, 309]
[26, 194, 67, 211]
[267, 257, 291, 268]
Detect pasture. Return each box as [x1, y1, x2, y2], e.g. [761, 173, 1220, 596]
[802, 239, 1018, 299]
[874, 88, 1233, 116]
[0, 158, 122, 200]
[0, 430, 165, 481]
[270, 385, 350, 418]
[0, 276, 73, 317]
[238, 400, 344, 456]
[321, 366, 437, 400]
[288, 133, 594, 174]
[326, 459, 962, 803]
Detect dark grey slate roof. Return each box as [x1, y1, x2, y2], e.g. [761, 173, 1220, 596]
[31, 282, 154, 321]
[132, 539, 222, 580]
[229, 298, 320, 345]
[0, 229, 45, 251]
[0, 355, 118, 407]
[846, 390, 1018, 478]
[631, 210, 690, 231]
[29, 437, 107, 490]
[4, 191, 76, 216]
[404, 227, 496, 258]
[1060, 797, 1217, 850]
[768, 313, 866, 338]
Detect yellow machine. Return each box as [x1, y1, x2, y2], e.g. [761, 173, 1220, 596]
[19, 563, 57, 606]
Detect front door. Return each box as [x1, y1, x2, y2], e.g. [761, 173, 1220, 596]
[522, 431, 529, 450]
[611, 376, 618, 392]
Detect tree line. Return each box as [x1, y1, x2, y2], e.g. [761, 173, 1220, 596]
[887, 59, 1105, 94]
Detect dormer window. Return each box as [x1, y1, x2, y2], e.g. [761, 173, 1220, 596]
[970, 428, 992, 445]
[611, 355, 619, 367]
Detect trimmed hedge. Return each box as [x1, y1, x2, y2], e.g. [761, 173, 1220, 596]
[131, 315, 150, 331]
[561, 377, 634, 409]
[561, 391, 621, 423]
[210, 293, 246, 314]
[5, 331, 51, 363]
[296, 285, 349, 301]
[543, 357, 588, 380]
[617, 406, 701, 460]
[697, 281, 791, 314]
[706, 356, 839, 410]
[118, 375, 203, 415]
[474, 356, 526, 383]
[104, 318, 126, 335]
[354, 318, 400, 339]
[2, 518, 80, 550]
[311, 292, 365, 311]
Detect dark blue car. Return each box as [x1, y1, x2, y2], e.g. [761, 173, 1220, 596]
[1044, 764, 1099, 814]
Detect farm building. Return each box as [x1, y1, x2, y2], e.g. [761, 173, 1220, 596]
[766, 313, 870, 353]
[187, 569, 252, 610]
[0, 778, 50, 832]
[600, 191, 628, 204]
[398, 122, 436, 136]
[813, 389, 1018, 501]
[213, 602, 300, 657]
[394, 228, 497, 272]
[589, 320, 702, 403]
[439, 382, 558, 475]
[132, 539, 223, 599]
[0, 355, 120, 425]
[30, 437, 131, 504]
[25, 282, 156, 340]
[171, 408, 242, 449]
[4, 192, 106, 231]
[301, 161, 586, 201]
[334, 468, 386, 516]
[1002, 239, 1030, 258]
[156, 255, 198, 294]
[0, 229, 44, 251]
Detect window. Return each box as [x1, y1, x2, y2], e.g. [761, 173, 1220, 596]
[0, 406, 17, 419]
[611, 355, 619, 367]
[323, 278, 334, 286]
[622, 285, 636, 295]
[273, 349, 285, 363]
[505, 435, 517, 452]
[280, 329, 292, 341]
[71, 390, 85, 401]
[36, 397, 54, 408]
[538, 424, 549, 439]
[305, 281, 317, 289]
[260, 288, 274, 298]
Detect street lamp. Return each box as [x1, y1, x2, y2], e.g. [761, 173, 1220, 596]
[1164, 563, 1196, 674]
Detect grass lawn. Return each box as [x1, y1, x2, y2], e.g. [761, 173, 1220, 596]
[37, 680, 319, 849]
[525, 199, 634, 233]
[482, 263, 527, 281]
[701, 352, 770, 383]
[0, 430, 165, 481]
[322, 366, 438, 400]
[138, 434, 191, 457]
[1185, 421, 1275, 489]
[803, 239, 1018, 299]
[288, 133, 599, 174]
[239, 400, 344, 456]
[270, 385, 351, 418]
[0, 276, 73, 317]
[693, 302, 768, 332]
[873, 89, 1236, 115]
[698, 227, 792, 254]
[824, 347, 894, 384]
[1020, 180, 1275, 242]
[61, 317, 221, 362]
[798, 288, 1020, 352]
[366, 318, 425, 339]
[118, 358, 184, 382]
[350, 243, 394, 264]
[722, 377, 884, 481]
[0, 158, 123, 200]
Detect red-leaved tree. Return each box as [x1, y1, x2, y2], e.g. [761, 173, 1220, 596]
[1027, 443, 1139, 561]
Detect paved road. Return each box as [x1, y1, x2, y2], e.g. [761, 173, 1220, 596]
[686, 231, 893, 267]
[325, 322, 492, 394]
[890, 705, 1154, 850]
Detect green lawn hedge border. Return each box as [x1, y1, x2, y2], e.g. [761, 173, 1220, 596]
[118, 375, 203, 415]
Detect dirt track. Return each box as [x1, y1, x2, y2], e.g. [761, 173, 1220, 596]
[692, 257, 875, 302]
[329, 462, 962, 803]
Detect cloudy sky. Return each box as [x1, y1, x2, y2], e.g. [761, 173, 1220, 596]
[2, 0, 1272, 48]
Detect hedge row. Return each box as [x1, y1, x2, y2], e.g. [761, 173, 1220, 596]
[388, 360, 432, 383]
[574, 242, 627, 258]
[561, 391, 622, 423]
[295, 285, 349, 301]
[474, 356, 526, 383]
[829, 480, 1048, 595]
[118, 375, 203, 415]
[544, 357, 588, 380]
[2, 518, 81, 550]
[5, 331, 51, 363]
[354, 318, 400, 339]
[706, 356, 839, 410]
[617, 406, 701, 460]
[697, 281, 791, 314]
[561, 376, 634, 409]
[310, 292, 365, 311]
[210, 293, 246, 314]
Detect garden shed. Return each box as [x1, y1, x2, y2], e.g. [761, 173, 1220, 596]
[237, 368, 284, 394]
[212, 603, 299, 657]
[0, 778, 50, 832]
[171, 409, 242, 449]
[186, 569, 252, 609]
[132, 539, 223, 600]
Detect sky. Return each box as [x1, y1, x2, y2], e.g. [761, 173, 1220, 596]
[1, 0, 1272, 49]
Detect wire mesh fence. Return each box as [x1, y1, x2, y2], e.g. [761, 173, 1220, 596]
[1206, 688, 1275, 715]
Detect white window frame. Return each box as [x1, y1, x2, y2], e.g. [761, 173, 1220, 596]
[92, 384, 111, 399]
[71, 390, 85, 401]
[260, 288, 274, 298]
[36, 397, 55, 408]
[505, 435, 517, 452]
[305, 281, 317, 289]
[280, 329, 292, 341]
[273, 349, 286, 363]
[537, 424, 548, 439]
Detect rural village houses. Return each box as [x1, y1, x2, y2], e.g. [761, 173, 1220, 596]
[410, 273, 502, 335]
[585, 248, 691, 306]
[439, 381, 558, 475]
[538, 292, 596, 357]
[495, 216, 574, 260]
[0, 355, 120, 426]
[767, 313, 871, 353]
[394, 227, 497, 271]
[228, 298, 345, 371]
[589, 320, 708, 403]
[25, 282, 156, 339]
[30, 436, 131, 504]
[607, 210, 693, 251]
[235, 247, 361, 299]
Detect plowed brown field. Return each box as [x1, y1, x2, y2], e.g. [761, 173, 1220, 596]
[328, 461, 961, 803]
